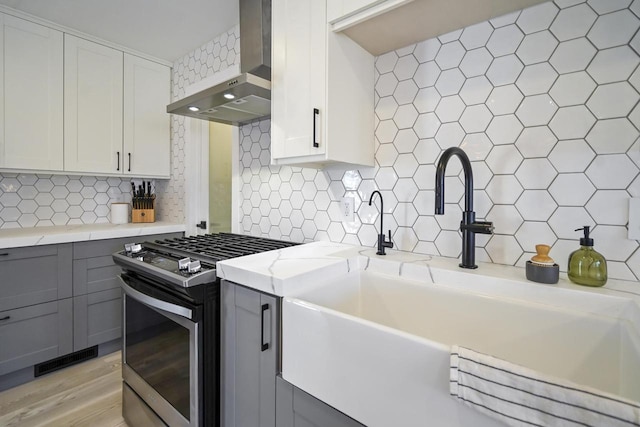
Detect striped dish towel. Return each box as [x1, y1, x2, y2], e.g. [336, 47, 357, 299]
[450, 345, 640, 427]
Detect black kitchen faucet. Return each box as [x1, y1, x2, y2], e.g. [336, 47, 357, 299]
[368, 190, 394, 255]
[434, 147, 494, 269]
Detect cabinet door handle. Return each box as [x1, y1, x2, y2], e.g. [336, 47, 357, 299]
[128, 153, 131, 172]
[0, 253, 8, 256]
[312, 108, 319, 148]
[117, 151, 120, 171]
[0, 316, 10, 321]
[261, 303, 269, 352]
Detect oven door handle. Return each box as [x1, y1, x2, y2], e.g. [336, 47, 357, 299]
[118, 275, 193, 320]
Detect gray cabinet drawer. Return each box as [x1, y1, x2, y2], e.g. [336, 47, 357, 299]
[73, 288, 122, 351]
[0, 244, 72, 312]
[73, 256, 122, 295]
[0, 298, 73, 375]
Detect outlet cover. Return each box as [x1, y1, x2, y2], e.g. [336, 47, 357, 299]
[630, 198, 640, 240]
[341, 197, 355, 222]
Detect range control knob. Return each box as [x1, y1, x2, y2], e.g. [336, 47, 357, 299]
[124, 243, 135, 253]
[187, 260, 202, 274]
[178, 258, 191, 270]
[130, 244, 143, 254]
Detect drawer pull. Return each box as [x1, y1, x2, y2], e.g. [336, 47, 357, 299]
[0, 253, 8, 256]
[261, 303, 269, 352]
[0, 316, 10, 321]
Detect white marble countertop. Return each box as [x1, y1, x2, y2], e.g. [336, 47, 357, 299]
[216, 241, 357, 296]
[0, 221, 186, 249]
[216, 240, 640, 303]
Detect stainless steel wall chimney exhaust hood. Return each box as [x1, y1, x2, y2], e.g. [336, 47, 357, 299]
[167, 0, 271, 125]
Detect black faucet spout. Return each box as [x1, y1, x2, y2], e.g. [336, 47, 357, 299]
[435, 147, 474, 213]
[434, 147, 493, 269]
[369, 190, 394, 256]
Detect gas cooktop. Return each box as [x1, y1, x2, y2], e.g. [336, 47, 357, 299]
[152, 233, 298, 261]
[113, 233, 298, 288]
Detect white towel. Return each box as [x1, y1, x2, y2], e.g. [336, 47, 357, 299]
[450, 345, 640, 427]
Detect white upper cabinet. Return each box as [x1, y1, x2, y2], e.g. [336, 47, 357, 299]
[271, 0, 374, 169]
[0, 14, 63, 171]
[123, 54, 170, 178]
[63, 35, 170, 178]
[64, 34, 123, 175]
[271, 0, 327, 161]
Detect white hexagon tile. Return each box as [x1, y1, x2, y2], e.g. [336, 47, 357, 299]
[236, 0, 640, 281]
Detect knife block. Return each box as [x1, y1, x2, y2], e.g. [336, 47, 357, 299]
[132, 207, 155, 223]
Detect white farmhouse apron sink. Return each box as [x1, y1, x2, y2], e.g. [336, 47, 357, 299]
[282, 258, 640, 427]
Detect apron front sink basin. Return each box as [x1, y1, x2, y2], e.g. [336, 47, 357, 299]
[282, 260, 640, 427]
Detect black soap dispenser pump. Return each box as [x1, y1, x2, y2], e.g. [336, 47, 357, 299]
[567, 226, 607, 287]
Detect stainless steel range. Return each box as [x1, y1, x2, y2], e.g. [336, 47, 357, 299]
[113, 233, 297, 427]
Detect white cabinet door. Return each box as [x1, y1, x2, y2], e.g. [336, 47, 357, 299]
[123, 54, 170, 178]
[272, 0, 374, 169]
[64, 34, 123, 174]
[271, 0, 327, 160]
[0, 14, 63, 171]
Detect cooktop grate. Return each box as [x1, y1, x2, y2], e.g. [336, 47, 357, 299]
[150, 233, 298, 262]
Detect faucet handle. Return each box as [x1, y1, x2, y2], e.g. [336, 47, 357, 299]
[474, 221, 494, 234]
[385, 230, 394, 248]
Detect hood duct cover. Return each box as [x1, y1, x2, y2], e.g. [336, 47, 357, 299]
[167, 0, 271, 125]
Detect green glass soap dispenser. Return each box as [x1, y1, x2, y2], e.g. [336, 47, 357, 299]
[567, 226, 607, 287]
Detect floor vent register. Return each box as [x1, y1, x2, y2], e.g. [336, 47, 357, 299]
[34, 345, 99, 377]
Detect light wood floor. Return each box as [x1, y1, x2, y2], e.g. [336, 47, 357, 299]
[0, 351, 127, 427]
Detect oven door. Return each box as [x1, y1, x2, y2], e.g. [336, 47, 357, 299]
[119, 273, 202, 427]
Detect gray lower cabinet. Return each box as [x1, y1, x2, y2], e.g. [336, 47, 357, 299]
[276, 376, 365, 427]
[0, 244, 72, 312]
[72, 232, 182, 351]
[0, 243, 73, 376]
[221, 279, 278, 427]
[0, 231, 183, 384]
[73, 288, 122, 350]
[0, 298, 73, 375]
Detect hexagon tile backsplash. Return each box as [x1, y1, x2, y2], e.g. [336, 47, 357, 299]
[238, 0, 640, 281]
[0, 174, 142, 228]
